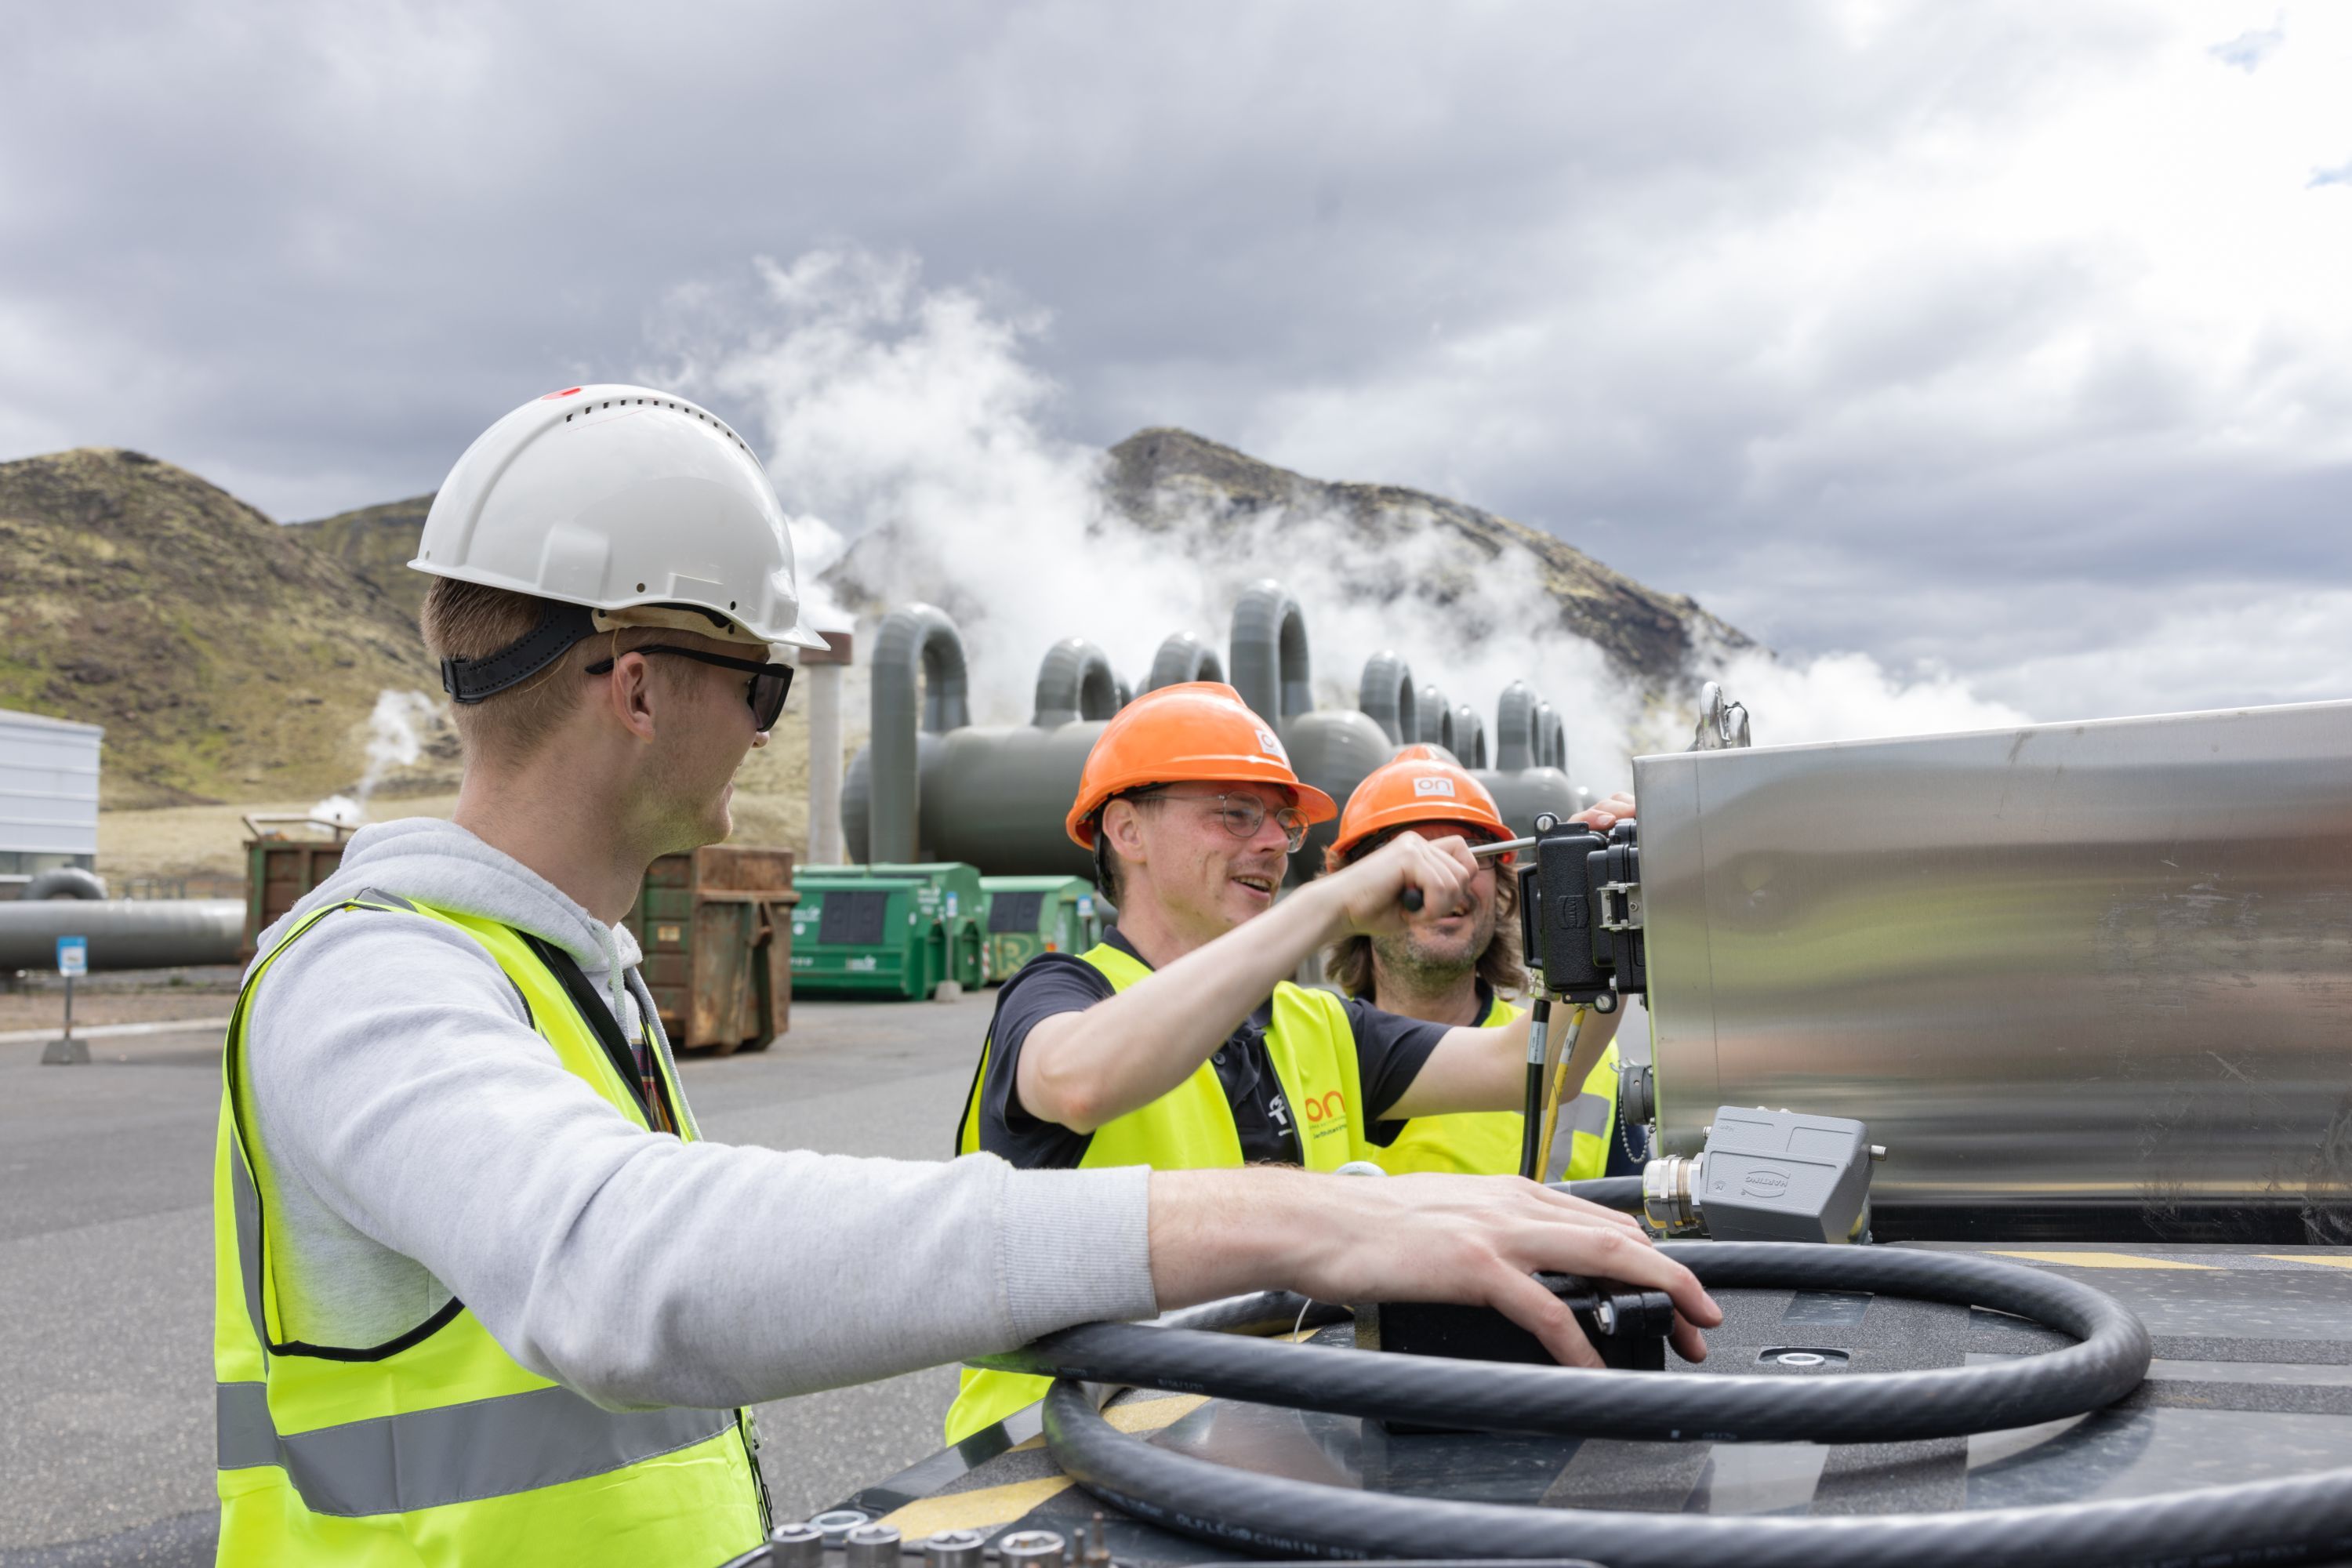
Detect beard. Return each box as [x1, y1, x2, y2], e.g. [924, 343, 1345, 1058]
[1373, 902, 1497, 992]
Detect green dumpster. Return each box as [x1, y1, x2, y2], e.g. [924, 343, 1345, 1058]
[978, 875, 1102, 983]
[792, 862, 985, 999]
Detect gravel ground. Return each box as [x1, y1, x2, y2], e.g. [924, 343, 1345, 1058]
[0, 985, 998, 1563]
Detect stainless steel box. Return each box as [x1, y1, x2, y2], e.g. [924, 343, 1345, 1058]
[1632, 699, 2352, 1242]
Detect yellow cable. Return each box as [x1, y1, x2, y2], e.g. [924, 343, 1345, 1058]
[1534, 1004, 1584, 1181]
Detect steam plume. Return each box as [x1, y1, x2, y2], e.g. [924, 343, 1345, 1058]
[664, 248, 2027, 791]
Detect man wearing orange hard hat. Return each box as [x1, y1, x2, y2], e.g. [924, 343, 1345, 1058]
[1324, 746, 1639, 1185]
[946, 683, 1646, 1442]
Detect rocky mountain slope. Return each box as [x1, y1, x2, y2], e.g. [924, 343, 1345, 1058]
[1102, 429, 1748, 685]
[0, 449, 448, 808]
[1, 430, 1744, 811]
[295, 493, 435, 624]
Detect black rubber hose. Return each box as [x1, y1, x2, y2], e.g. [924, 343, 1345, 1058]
[1044, 1381, 2352, 1568]
[980, 1244, 2151, 1443]
[1550, 1176, 1642, 1212]
[1146, 1291, 1345, 1338]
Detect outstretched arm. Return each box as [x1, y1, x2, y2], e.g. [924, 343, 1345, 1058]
[1149, 1163, 1719, 1365]
[1016, 832, 1478, 1131]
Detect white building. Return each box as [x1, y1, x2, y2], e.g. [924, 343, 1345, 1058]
[0, 709, 103, 895]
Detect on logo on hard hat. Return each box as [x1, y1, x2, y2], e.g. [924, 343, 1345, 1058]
[1413, 776, 1457, 797]
[1255, 727, 1284, 757]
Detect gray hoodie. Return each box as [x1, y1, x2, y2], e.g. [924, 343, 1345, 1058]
[241, 817, 1156, 1411]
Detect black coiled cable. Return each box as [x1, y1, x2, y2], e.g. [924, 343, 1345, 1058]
[980, 1243, 2352, 1566]
[982, 1245, 2151, 1444]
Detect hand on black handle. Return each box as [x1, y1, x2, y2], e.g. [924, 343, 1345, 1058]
[1400, 887, 1424, 913]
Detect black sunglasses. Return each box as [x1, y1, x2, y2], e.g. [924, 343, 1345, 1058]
[586, 644, 794, 732]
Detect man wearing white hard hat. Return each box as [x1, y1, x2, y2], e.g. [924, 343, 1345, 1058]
[211, 386, 1715, 1566]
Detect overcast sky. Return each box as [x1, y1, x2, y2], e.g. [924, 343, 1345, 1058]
[4, 1, 2347, 729]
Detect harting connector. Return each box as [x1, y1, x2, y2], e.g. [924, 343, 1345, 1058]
[1642, 1152, 1704, 1236]
[1642, 1106, 1877, 1244]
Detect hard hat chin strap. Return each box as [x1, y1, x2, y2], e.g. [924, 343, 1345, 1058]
[439, 602, 600, 704]
[441, 600, 771, 705]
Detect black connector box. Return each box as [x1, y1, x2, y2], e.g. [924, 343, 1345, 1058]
[1356, 1272, 1673, 1435]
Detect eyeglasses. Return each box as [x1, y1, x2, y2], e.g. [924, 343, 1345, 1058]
[586, 644, 794, 732]
[1139, 790, 1310, 853]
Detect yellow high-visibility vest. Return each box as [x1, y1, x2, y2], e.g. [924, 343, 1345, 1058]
[945, 942, 1368, 1445]
[214, 890, 767, 1566]
[1373, 995, 1623, 1183]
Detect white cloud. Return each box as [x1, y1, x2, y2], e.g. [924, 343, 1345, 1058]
[2209, 14, 2285, 71]
[2, 0, 2348, 739]
[666, 246, 2043, 795]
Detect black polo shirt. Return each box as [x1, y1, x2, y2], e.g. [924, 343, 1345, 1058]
[962, 929, 1450, 1170]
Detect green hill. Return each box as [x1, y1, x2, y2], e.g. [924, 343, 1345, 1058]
[0, 448, 448, 808]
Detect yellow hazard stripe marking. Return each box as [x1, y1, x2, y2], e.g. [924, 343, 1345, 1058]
[2262, 1254, 2352, 1269]
[1007, 1392, 1212, 1453]
[887, 1395, 1212, 1532]
[879, 1475, 1076, 1537]
[1990, 1250, 2217, 1271]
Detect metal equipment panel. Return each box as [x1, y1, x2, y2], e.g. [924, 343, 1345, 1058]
[1632, 699, 2352, 1241]
[0, 707, 103, 869]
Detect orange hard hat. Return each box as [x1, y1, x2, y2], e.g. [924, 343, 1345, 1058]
[1065, 682, 1338, 849]
[1328, 743, 1511, 863]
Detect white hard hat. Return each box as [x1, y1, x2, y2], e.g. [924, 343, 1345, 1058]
[411, 384, 829, 656]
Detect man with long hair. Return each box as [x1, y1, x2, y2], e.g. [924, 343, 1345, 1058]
[1324, 746, 1642, 1182]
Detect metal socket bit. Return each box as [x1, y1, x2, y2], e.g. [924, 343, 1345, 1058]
[844, 1523, 902, 1568]
[998, 1530, 1069, 1568]
[767, 1522, 825, 1568]
[810, 1509, 871, 1548]
[924, 1529, 986, 1568]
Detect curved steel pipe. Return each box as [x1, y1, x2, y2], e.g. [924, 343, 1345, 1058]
[1454, 702, 1488, 768]
[1033, 638, 1123, 728]
[1416, 683, 1454, 752]
[1358, 652, 1417, 746]
[1229, 581, 1312, 725]
[1535, 699, 1568, 771]
[869, 604, 971, 863]
[1145, 632, 1224, 691]
[1495, 681, 1541, 771]
[24, 867, 108, 900]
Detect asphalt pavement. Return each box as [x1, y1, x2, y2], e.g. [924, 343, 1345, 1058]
[0, 988, 999, 1565]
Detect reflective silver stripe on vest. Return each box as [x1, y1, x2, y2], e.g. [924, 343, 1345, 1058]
[1542, 1091, 1614, 1182]
[217, 1380, 735, 1516]
[229, 1142, 270, 1352]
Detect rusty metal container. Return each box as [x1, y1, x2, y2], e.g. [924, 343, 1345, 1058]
[625, 845, 799, 1055]
[241, 814, 354, 956]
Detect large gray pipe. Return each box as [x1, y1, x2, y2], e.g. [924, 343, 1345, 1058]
[1479, 681, 1578, 836]
[1145, 633, 1224, 691]
[1229, 581, 1312, 724]
[1033, 639, 1123, 728]
[869, 604, 971, 863]
[1452, 702, 1486, 768]
[1230, 583, 1391, 880]
[0, 899, 245, 971]
[1534, 699, 1568, 772]
[1416, 683, 1454, 753]
[1496, 681, 1541, 771]
[1358, 652, 1417, 746]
